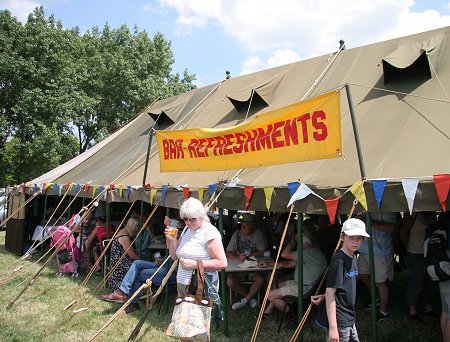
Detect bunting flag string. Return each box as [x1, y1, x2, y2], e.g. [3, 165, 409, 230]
[401, 178, 419, 214]
[433, 174, 450, 212]
[349, 181, 367, 211]
[183, 187, 190, 200]
[263, 186, 274, 211]
[244, 186, 254, 209]
[150, 188, 158, 205]
[324, 198, 340, 225]
[372, 180, 387, 209]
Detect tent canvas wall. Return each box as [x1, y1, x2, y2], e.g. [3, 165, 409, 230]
[22, 26, 450, 214]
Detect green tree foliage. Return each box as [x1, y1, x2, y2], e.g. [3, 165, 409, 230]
[0, 7, 196, 186]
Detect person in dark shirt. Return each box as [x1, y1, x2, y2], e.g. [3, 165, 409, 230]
[312, 218, 369, 342]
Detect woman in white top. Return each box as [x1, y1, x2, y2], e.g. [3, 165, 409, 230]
[165, 197, 227, 295]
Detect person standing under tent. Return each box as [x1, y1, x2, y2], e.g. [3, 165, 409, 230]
[312, 218, 369, 342]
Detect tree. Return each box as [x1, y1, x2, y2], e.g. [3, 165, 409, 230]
[0, 7, 196, 186]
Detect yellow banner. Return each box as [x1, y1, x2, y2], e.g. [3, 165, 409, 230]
[156, 90, 342, 172]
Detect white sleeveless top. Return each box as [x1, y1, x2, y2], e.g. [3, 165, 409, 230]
[176, 222, 222, 285]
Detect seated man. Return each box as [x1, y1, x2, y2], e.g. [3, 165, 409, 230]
[262, 230, 327, 316]
[226, 213, 267, 310]
[100, 254, 176, 314]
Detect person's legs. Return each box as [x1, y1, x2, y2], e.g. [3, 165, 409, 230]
[227, 274, 248, 297]
[376, 282, 389, 314]
[245, 273, 264, 302]
[405, 252, 425, 316]
[118, 260, 156, 295]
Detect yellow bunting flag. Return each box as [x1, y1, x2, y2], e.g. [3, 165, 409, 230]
[92, 186, 97, 197]
[349, 181, 367, 210]
[118, 184, 124, 198]
[44, 183, 53, 190]
[150, 188, 158, 205]
[156, 90, 342, 172]
[263, 186, 275, 211]
[198, 188, 205, 203]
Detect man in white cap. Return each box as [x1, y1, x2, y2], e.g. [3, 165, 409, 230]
[312, 218, 369, 342]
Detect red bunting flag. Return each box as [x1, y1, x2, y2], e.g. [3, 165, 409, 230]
[110, 183, 115, 191]
[183, 187, 190, 199]
[65, 183, 70, 192]
[84, 183, 90, 197]
[433, 174, 450, 212]
[324, 197, 340, 225]
[244, 186, 254, 209]
[144, 183, 152, 189]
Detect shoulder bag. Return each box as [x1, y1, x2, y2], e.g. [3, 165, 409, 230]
[166, 260, 213, 341]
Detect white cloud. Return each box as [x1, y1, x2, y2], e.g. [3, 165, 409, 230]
[159, 0, 450, 75]
[0, 0, 41, 23]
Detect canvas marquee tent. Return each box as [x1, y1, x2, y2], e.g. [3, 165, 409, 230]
[24, 26, 450, 215]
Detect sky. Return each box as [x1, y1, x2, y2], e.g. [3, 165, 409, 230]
[2, 0, 450, 87]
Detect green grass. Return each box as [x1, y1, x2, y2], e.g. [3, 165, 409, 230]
[0, 231, 442, 341]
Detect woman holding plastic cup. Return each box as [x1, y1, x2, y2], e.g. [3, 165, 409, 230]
[165, 197, 227, 296]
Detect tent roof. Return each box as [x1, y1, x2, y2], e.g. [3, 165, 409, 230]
[30, 27, 450, 213]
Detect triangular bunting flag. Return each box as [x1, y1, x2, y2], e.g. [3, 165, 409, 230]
[65, 183, 70, 193]
[59, 185, 63, 196]
[433, 174, 450, 212]
[324, 198, 340, 225]
[183, 187, 190, 200]
[244, 186, 254, 209]
[92, 186, 97, 197]
[287, 182, 300, 197]
[33, 184, 38, 192]
[208, 183, 218, 199]
[150, 188, 158, 205]
[118, 184, 124, 198]
[74, 183, 79, 193]
[372, 180, 387, 209]
[98, 185, 104, 198]
[401, 178, 419, 214]
[44, 183, 52, 191]
[287, 183, 317, 207]
[349, 181, 367, 210]
[127, 185, 132, 201]
[198, 188, 205, 203]
[53, 183, 58, 194]
[263, 186, 274, 211]
[21, 182, 26, 193]
[110, 183, 115, 191]
[161, 185, 168, 206]
[84, 183, 90, 197]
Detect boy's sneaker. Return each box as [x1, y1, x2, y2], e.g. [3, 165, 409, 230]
[249, 298, 258, 308]
[232, 298, 248, 310]
[377, 311, 389, 321]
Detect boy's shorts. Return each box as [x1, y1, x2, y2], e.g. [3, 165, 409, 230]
[357, 254, 393, 283]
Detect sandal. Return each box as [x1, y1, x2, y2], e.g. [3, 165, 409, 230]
[100, 292, 126, 303]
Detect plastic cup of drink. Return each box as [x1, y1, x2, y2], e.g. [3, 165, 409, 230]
[168, 227, 178, 236]
[153, 251, 161, 260]
[169, 219, 179, 227]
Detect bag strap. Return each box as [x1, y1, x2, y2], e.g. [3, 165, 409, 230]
[195, 260, 205, 298]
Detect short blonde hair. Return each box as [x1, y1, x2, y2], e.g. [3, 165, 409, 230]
[179, 198, 209, 223]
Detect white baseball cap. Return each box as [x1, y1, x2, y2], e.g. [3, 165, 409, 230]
[341, 218, 370, 237]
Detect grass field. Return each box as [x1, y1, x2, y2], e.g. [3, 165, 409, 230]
[0, 231, 443, 341]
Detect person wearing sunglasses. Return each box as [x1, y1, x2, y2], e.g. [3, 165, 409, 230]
[165, 197, 227, 296]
